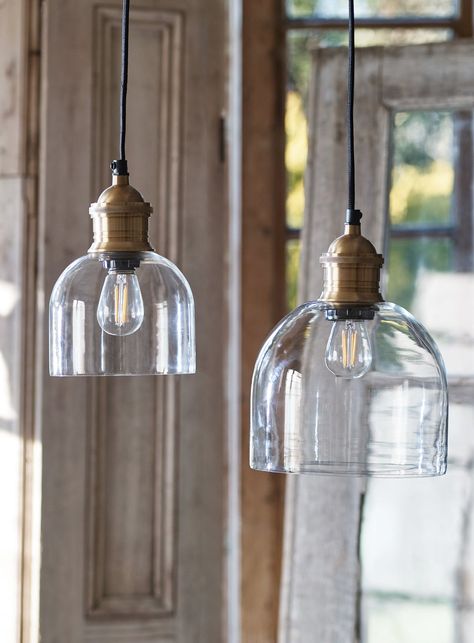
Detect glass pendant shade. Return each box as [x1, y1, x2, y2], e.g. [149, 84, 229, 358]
[49, 174, 195, 376]
[250, 224, 448, 477]
[50, 251, 195, 376]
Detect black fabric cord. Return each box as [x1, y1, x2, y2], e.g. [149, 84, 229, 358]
[119, 0, 130, 168]
[345, 0, 362, 225]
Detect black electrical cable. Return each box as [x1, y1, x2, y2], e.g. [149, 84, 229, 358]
[346, 0, 362, 226]
[112, 0, 130, 176]
[120, 0, 130, 161]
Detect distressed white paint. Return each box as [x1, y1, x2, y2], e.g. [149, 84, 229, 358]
[0, 0, 41, 641]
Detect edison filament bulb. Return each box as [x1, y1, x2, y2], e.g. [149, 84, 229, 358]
[97, 259, 144, 336]
[324, 308, 374, 379]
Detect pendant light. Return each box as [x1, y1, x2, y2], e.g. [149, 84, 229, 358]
[49, 0, 195, 376]
[250, 0, 448, 476]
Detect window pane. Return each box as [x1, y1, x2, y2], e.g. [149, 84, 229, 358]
[386, 110, 474, 377]
[285, 29, 451, 236]
[287, 0, 457, 19]
[286, 239, 301, 310]
[390, 112, 454, 227]
[362, 467, 469, 601]
[387, 237, 454, 310]
[286, 91, 307, 231]
[363, 596, 454, 643]
[287, 30, 452, 106]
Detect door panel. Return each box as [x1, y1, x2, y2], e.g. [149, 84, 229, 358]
[39, 1, 238, 641]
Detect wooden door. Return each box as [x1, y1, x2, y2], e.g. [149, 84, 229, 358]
[38, 1, 240, 642]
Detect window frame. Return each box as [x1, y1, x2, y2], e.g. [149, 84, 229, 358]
[284, 0, 474, 244]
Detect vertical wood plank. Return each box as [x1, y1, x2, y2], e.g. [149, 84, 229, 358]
[279, 47, 389, 643]
[242, 1, 287, 641]
[0, 0, 26, 175]
[0, 1, 41, 642]
[0, 177, 24, 643]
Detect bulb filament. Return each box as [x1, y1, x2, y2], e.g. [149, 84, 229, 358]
[114, 274, 130, 326]
[342, 322, 358, 369]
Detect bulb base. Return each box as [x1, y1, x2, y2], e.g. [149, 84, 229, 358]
[320, 223, 384, 306]
[324, 307, 375, 321]
[88, 174, 154, 253]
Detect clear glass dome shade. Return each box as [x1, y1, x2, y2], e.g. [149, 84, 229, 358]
[50, 251, 195, 376]
[250, 301, 448, 477]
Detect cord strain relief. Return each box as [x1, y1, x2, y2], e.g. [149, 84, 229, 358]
[111, 159, 129, 176]
[345, 208, 363, 225]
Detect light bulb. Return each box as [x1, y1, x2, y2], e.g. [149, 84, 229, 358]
[325, 319, 372, 379]
[97, 270, 144, 336]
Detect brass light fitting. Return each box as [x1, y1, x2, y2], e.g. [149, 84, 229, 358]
[319, 222, 384, 307]
[88, 173, 154, 254]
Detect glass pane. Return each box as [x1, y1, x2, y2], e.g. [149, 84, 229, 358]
[386, 110, 474, 378]
[287, 0, 457, 19]
[390, 112, 454, 227]
[387, 237, 454, 310]
[286, 91, 308, 230]
[286, 30, 451, 285]
[286, 239, 301, 310]
[362, 467, 469, 600]
[287, 30, 452, 109]
[362, 596, 454, 643]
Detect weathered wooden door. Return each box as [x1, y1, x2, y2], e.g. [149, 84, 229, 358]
[38, 1, 239, 642]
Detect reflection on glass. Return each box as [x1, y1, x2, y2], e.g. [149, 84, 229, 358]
[286, 0, 456, 19]
[284, 369, 302, 470]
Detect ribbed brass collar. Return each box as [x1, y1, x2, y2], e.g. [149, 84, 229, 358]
[319, 224, 384, 305]
[88, 175, 154, 253]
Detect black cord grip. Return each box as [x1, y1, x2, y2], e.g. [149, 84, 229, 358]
[345, 208, 362, 225]
[111, 159, 129, 176]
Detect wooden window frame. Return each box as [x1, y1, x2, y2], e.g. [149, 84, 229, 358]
[285, 0, 474, 242]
